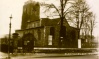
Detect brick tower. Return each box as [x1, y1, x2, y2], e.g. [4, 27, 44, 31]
[21, 0, 40, 29]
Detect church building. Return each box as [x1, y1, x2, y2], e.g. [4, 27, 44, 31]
[15, 0, 78, 48]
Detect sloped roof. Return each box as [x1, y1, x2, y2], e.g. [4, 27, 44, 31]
[41, 18, 59, 26]
[41, 18, 70, 27]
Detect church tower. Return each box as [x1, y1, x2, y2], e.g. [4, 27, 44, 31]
[21, 0, 40, 29]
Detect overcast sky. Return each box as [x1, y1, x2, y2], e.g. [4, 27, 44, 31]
[0, 0, 99, 38]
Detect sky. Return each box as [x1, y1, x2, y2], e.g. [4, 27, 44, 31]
[0, 0, 99, 38]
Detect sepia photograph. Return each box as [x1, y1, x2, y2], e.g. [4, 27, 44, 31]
[0, 0, 99, 59]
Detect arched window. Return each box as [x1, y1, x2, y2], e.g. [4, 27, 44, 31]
[50, 27, 55, 38]
[48, 27, 55, 45]
[38, 29, 41, 40]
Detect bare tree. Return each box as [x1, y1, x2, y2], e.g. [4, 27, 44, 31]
[86, 12, 96, 40]
[41, 0, 74, 24]
[40, 0, 74, 47]
[65, 0, 92, 39]
[66, 0, 96, 41]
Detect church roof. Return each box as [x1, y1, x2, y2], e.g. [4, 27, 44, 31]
[41, 18, 60, 26]
[41, 18, 70, 27]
